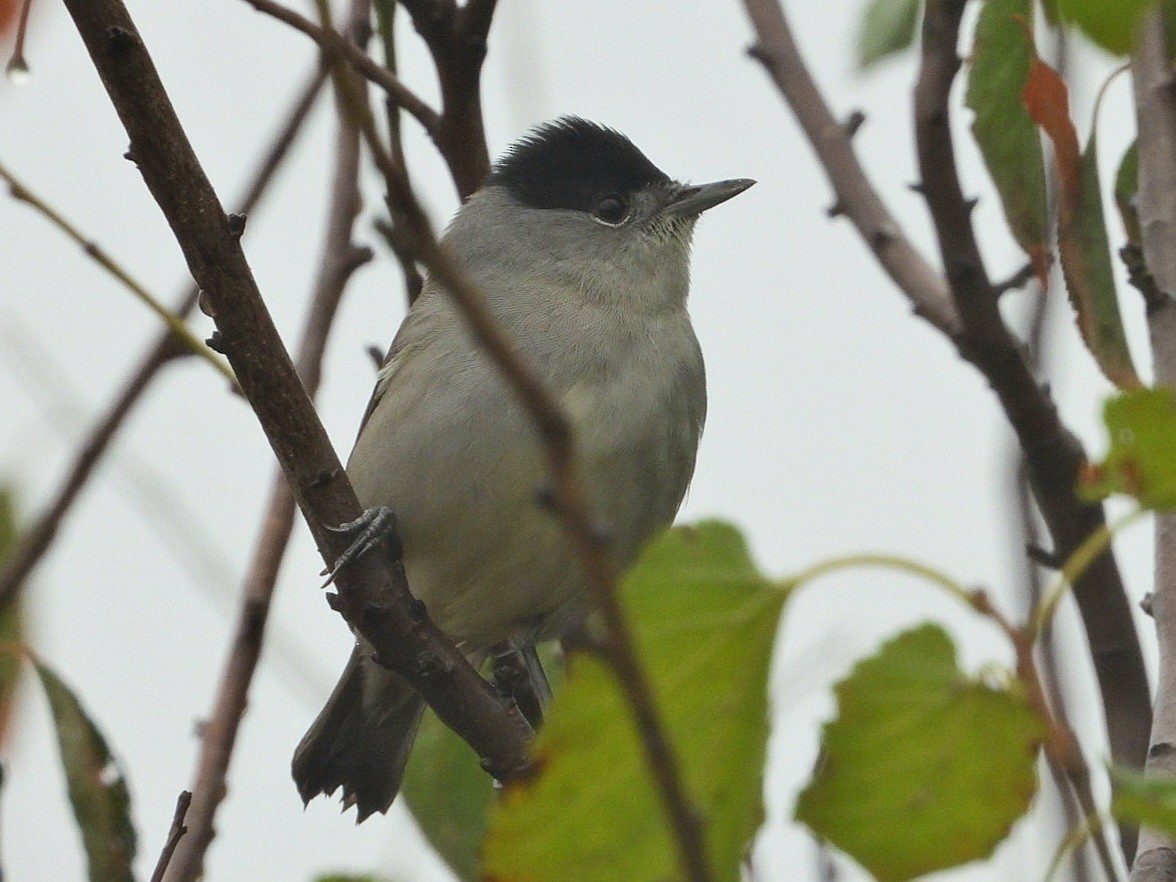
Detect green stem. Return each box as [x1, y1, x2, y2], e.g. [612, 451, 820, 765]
[1030, 508, 1147, 640]
[788, 553, 974, 607]
[0, 160, 236, 385]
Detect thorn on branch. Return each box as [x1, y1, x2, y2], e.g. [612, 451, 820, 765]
[1142, 592, 1155, 618]
[325, 592, 344, 611]
[205, 330, 227, 353]
[226, 212, 248, 240]
[746, 42, 769, 64]
[842, 110, 866, 138]
[1026, 543, 1062, 570]
[908, 181, 926, 195]
[825, 199, 845, 219]
[365, 344, 384, 370]
[105, 25, 138, 56]
[963, 195, 979, 215]
[993, 262, 1035, 297]
[123, 144, 137, 165]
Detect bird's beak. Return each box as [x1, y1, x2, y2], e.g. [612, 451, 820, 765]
[662, 178, 755, 219]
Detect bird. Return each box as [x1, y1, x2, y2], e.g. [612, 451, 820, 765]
[292, 116, 753, 821]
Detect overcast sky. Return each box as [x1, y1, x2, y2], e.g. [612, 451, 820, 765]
[0, 1, 1146, 880]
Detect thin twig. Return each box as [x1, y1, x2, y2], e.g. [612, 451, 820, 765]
[4, 0, 33, 77]
[148, 791, 191, 882]
[0, 63, 328, 614]
[914, 0, 1144, 863]
[60, 0, 532, 791]
[740, 0, 958, 335]
[0, 160, 234, 383]
[239, 0, 440, 140]
[161, 28, 371, 878]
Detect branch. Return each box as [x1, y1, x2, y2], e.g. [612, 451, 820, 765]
[59, 0, 531, 789]
[914, 0, 1146, 862]
[239, 0, 441, 142]
[740, 0, 959, 335]
[161, 39, 372, 880]
[741, 0, 1150, 859]
[148, 791, 191, 882]
[0, 64, 328, 614]
[1130, 5, 1176, 879]
[0, 160, 233, 382]
[399, 0, 496, 197]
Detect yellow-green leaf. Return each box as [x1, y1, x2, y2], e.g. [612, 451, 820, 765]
[1056, 0, 1147, 55]
[856, 0, 922, 69]
[1111, 766, 1176, 835]
[33, 660, 136, 882]
[483, 521, 786, 882]
[796, 624, 1045, 882]
[1082, 388, 1176, 508]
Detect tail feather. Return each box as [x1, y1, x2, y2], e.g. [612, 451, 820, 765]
[293, 648, 425, 822]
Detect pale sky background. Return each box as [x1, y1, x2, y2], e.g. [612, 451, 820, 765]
[0, 1, 1149, 880]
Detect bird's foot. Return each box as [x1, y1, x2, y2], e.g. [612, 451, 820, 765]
[319, 505, 399, 589]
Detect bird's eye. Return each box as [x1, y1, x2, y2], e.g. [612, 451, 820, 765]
[592, 195, 629, 225]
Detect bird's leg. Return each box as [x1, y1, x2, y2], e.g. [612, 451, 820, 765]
[318, 505, 400, 589]
[490, 641, 552, 729]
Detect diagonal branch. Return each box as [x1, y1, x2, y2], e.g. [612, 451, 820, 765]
[59, 0, 532, 789]
[0, 63, 328, 614]
[240, 0, 441, 146]
[914, 0, 1145, 864]
[741, 0, 1151, 860]
[162, 34, 372, 879]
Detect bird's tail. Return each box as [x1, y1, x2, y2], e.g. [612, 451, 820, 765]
[292, 647, 425, 822]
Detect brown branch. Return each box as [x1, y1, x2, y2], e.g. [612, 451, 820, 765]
[148, 791, 191, 882]
[741, 0, 1150, 861]
[740, 0, 958, 336]
[59, 0, 532, 792]
[1130, 5, 1176, 879]
[914, 0, 1145, 863]
[161, 32, 372, 879]
[0, 64, 328, 615]
[398, 0, 495, 197]
[240, 0, 441, 144]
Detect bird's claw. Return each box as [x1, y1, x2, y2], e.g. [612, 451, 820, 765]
[319, 506, 399, 589]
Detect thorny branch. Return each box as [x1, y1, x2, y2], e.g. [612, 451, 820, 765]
[0, 64, 329, 614]
[741, 3, 1150, 862]
[161, 11, 373, 880]
[914, 0, 1144, 863]
[60, 0, 533, 793]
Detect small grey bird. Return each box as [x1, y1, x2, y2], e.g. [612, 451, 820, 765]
[293, 117, 752, 820]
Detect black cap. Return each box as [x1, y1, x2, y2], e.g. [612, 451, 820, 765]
[488, 117, 671, 213]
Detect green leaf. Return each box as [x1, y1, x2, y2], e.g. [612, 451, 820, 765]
[1082, 388, 1176, 508]
[483, 521, 786, 882]
[856, 0, 922, 69]
[796, 624, 1045, 882]
[1023, 52, 1141, 389]
[1110, 767, 1176, 835]
[1057, 0, 1147, 54]
[1115, 139, 1140, 246]
[966, 0, 1049, 276]
[0, 488, 24, 747]
[33, 659, 136, 882]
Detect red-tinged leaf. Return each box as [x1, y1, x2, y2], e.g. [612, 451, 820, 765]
[33, 659, 136, 882]
[1022, 54, 1079, 206]
[965, 0, 1049, 281]
[1024, 53, 1141, 389]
